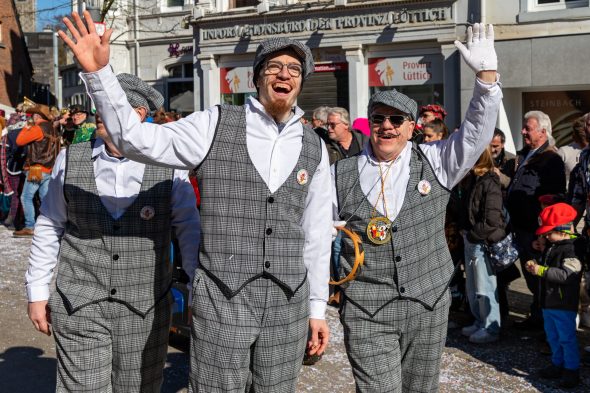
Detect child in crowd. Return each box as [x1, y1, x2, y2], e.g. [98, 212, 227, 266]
[525, 202, 582, 388]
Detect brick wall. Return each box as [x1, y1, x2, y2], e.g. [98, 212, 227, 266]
[0, 0, 33, 108]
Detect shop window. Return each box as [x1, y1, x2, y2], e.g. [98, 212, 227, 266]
[167, 63, 192, 78]
[228, 0, 258, 9]
[167, 0, 184, 6]
[167, 62, 194, 115]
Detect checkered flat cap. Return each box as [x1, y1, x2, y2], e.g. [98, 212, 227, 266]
[368, 89, 418, 121]
[252, 38, 314, 86]
[117, 73, 164, 112]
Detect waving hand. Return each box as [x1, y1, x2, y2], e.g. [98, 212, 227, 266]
[58, 11, 113, 73]
[455, 23, 497, 83]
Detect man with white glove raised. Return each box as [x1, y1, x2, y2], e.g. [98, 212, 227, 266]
[331, 24, 502, 392]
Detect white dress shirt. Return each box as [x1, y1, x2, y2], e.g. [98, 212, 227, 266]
[25, 138, 201, 302]
[333, 77, 503, 221]
[79, 66, 332, 319]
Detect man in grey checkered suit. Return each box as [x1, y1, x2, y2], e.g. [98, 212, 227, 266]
[25, 74, 200, 392]
[59, 11, 332, 393]
[332, 24, 502, 392]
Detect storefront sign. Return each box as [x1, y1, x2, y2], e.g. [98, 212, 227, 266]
[523, 91, 590, 147]
[220, 67, 256, 94]
[168, 43, 193, 58]
[368, 56, 442, 86]
[314, 63, 348, 73]
[201, 7, 451, 41]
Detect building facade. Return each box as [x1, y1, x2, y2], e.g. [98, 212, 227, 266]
[184, 0, 590, 151]
[14, 0, 35, 33]
[0, 0, 33, 112]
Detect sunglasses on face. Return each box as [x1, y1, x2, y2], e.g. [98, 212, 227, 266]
[370, 114, 409, 127]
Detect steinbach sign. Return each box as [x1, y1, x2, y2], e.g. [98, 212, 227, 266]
[201, 7, 452, 41]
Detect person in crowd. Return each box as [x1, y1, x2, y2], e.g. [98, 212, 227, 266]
[312, 105, 330, 140]
[422, 118, 449, 143]
[25, 74, 200, 392]
[7, 103, 26, 129]
[525, 203, 582, 389]
[332, 23, 500, 391]
[490, 127, 515, 188]
[55, 108, 76, 146]
[506, 110, 566, 330]
[351, 117, 370, 136]
[419, 103, 448, 124]
[458, 147, 505, 343]
[559, 114, 588, 186]
[59, 11, 331, 392]
[13, 104, 60, 237]
[0, 114, 27, 230]
[69, 104, 96, 144]
[325, 107, 369, 165]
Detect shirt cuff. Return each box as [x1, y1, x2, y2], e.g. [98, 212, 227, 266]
[27, 285, 50, 302]
[79, 64, 115, 94]
[309, 299, 327, 320]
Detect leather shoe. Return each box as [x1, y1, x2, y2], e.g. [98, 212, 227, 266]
[13, 227, 34, 237]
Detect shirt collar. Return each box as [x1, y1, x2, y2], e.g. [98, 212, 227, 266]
[246, 96, 304, 130]
[92, 138, 128, 162]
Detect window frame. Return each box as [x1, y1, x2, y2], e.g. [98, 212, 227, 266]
[530, 0, 587, 11]
[519, 0, 590, 22]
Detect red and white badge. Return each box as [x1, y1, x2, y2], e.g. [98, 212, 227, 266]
[140, 206, 155, 221]
[417, 180, 432, 196]
[94, 22, 106, 37]
[297, 169, 309, 185]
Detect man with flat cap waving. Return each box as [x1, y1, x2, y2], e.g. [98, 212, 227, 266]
[25, 73, 200, 392]
[58, 11, 331, 393]
[332, 24, 502, 392]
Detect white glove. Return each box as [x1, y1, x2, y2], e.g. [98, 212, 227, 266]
[454, 23, 497, 73]
[332, 220, 346, 242]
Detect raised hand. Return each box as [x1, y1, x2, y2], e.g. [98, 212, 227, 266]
[58, 11, 113, 73]
[454, 23, 497, 82]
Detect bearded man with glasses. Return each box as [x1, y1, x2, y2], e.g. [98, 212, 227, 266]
[331, 24, 502, 392]
[58, 11, 331, 393]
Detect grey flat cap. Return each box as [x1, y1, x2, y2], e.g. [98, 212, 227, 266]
[117, 73, 164, 112]
[368, 89, 418, 121]
[252, 38, 314, 86]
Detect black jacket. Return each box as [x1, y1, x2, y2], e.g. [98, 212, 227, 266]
[540, 239, 582, 312]
[506, 141, 566, 232]
[459, 171, 506, 244]
[5, 128, 27, 174]
[325, 129, 369, 165]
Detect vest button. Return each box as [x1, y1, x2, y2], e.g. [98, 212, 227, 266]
[399, 287, 405, 293]
[113, 254, 119, 261]
[111, 288, 117, 295]
[267, 197, 274, 203]
[265, 261, 271, 268]
[266, 228, 272, 235]
[392, 225, 398, 233]
[395, 256, 401, 262]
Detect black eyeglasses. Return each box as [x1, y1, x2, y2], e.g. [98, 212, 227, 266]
[264, 61, 303, 77]
[370, 114, 409, 127]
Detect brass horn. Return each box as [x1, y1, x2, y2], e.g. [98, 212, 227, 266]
[22, 97, 37, 112]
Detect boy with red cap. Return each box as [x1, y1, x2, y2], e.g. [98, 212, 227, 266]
[525, 202, 581, 388]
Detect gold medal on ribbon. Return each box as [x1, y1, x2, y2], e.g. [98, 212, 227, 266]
[366, 216, 392, 245]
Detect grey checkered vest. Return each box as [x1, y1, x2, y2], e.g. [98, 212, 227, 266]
[335, 145, 454, 317]
[56, 140, 174, 316]
[196, 105, 322, 299]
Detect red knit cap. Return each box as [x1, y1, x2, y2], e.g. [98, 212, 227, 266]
[419, 104, 447, 120]
[536, 203, 577, 235]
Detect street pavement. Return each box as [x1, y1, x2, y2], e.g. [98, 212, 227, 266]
[1, 224, 589, 392]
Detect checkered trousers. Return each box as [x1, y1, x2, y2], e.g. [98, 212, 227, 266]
[340, 292, 450, 392]
[50, 290, 173, 392]
[58, 140, 174, 316]
[334, 145, 453, 316]
[195, 104, 322, 298]
[189, 270, 309, 392]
